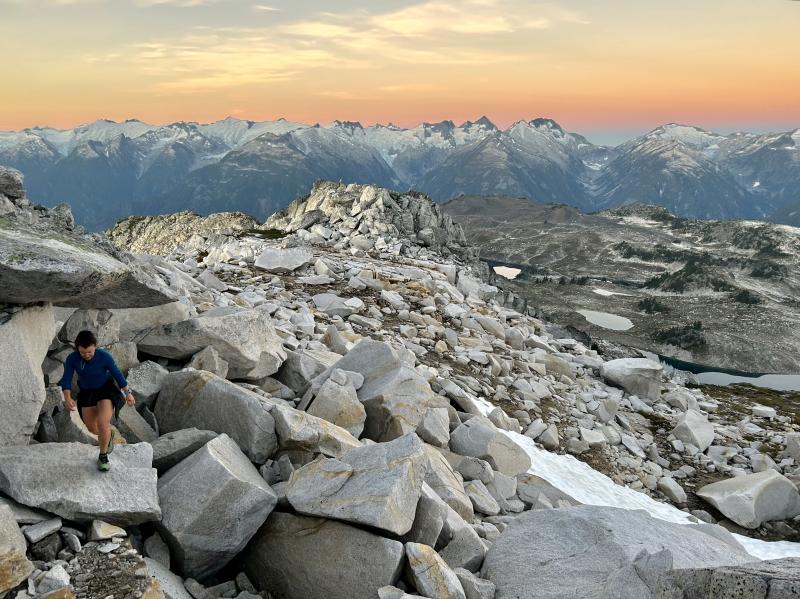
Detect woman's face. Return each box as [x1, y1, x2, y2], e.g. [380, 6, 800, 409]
[78, 344, 96, 361]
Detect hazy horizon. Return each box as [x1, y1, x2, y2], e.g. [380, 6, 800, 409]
[3, 113, 798, 148]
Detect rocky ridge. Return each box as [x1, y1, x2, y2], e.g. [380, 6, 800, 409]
[2, 171, 800, 598]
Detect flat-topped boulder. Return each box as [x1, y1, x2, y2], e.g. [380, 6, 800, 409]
[697, 470, 800, 529]
[0, 443, 160, 526]
[680, 558, 800, 597]
[312, 293, 364, 317]
[137, 306, 286, 380]
[156, 370, 278, 463]
[287, 434, 427, 535]
[107, 210, 259, 255]
[158, 434, 277, 579]
[0, 213, 174, 308]
[0, 303, 53, 446]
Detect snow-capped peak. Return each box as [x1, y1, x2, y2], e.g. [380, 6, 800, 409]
[646, 123, 723, 149]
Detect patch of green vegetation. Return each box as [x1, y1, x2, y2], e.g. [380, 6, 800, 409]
[750, 261, 786, 280]
[644, 258, 735, 293]
[638, 297, 670, 313]
[732, 225, 788, 257]
[4, 252, 31, 264]
[614, 241, 695, 264]
[653, 321, 708, 351]
[733, 289, 761, 305]
[698, 383, 800, 426]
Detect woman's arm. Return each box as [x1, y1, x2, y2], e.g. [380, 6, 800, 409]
[60, 355, 77, 411]
[104, 351, 129, 390]
[104, 351, 135, 406]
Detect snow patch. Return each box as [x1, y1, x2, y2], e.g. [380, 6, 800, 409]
[592, 288, 632, 297]
[471, 396, 800, 560]
[493, 266, 521, 280]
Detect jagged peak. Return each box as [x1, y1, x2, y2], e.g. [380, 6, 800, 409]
[460, 116, 497, 130]
[530, 117, 565, 133]
[330, 120, 364, 130]
[421, 120, 456, 133]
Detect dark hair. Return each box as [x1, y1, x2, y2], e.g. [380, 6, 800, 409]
[74, 330, 98, 349]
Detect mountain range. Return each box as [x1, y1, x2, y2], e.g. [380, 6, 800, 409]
[1, 116, 798, 230]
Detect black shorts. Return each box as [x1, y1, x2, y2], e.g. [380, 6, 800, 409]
[77, 378, 124, 410]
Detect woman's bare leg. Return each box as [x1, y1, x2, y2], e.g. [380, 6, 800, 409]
[96, 400, 114, 453]
[82, 406, 99, 435]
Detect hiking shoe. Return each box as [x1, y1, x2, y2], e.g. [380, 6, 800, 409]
[98, 453, 110, 472]
[106, 429, 115, 454]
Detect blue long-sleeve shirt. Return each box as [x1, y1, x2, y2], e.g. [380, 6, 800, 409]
[60, 348, 128, 391]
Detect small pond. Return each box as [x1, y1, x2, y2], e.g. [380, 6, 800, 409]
[576, 309, 634, 331]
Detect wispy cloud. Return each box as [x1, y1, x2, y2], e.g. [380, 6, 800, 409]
[124, 32, 365, 93]
[45, 0, 589, 95]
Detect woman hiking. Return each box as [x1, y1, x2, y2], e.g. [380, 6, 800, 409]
[60, 330, 136, 471]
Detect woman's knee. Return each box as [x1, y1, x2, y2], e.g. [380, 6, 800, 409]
[97, 417, 111, 433]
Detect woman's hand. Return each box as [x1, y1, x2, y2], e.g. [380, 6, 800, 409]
[125, 391, 136, 407]
[63, 392, 76, 411]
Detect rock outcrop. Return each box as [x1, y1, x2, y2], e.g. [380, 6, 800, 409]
[0, 168, 173, 308]
[265, 181, 471, 258]
[0, 443, 161, 526]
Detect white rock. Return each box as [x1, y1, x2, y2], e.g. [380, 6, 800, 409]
[656, 477, 687, 504]
[752, 405, 777, 419]
[697, 470, 800, 529]
[600, 358, 662, 401]
[254, 247, 314, 273]
[312, 293, 364, 317]
[672, 410, 715, 453]
[449, 417, 531, 477]
[307, 375, 366, 437]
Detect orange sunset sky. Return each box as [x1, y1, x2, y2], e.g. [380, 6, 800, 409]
[1, 0, 798, 144]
